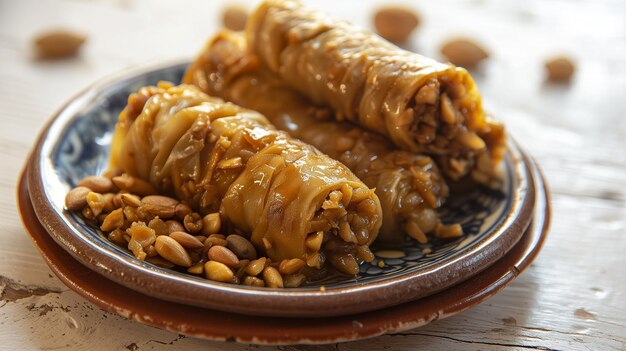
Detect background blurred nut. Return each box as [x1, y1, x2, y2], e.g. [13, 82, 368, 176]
[545, 56, 575, 82]
[373, 6, 420, 43]
[33, 30, 86, 59]
[440, 38, 489, 68]
[226, 234, 257, 259]
[222, 5, 248, 31]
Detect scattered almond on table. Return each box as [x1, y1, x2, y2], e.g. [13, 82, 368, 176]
[440, 38, 489, 69]
[544, 56, 575, 82]
[222, 5, 248, 31]
[33, 30, 86, 59]
[373, 6, 420, 43]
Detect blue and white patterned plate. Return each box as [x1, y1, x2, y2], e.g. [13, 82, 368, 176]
[27, 61, 536, 317]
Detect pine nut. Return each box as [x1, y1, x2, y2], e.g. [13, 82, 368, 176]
[263, 266, 284, 288]
[458, 131, 486, 150]
[356, 245, 375, 262]
[329, 253, 359, 275]
[283, 274, 307, 288]
[155, 235, 192, 267]
[242, 276, 265, 287]
[278, 258, 306, 275]
[338, 220, 358, 243]
[245, 257, 268, 276]
[187, 262, 204, 275]
[340, 184, 353, 207]
[226, 234, 257, 259]
[170, 231, 204, 249]
[208, 245, 239, 267]
[305, 231, 324, 252]
[435, 223, 464, 239]
[204, 261, 234, 282]
[405, 219, 428, 243]
[306, 251, 322, 269]
[201, 213, 221, 235]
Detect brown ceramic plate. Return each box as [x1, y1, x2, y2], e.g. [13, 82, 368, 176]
[25, 62, 536, 317]
[17, 157, 550, 344]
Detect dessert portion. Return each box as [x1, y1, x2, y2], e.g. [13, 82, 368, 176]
[184, 30, 459, 244]
[245, 0, 506, 182]
[64, 0, 510, 288]
[70, 82, 383, 285]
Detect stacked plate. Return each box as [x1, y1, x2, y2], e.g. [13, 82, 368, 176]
[18, 62, 550, 344]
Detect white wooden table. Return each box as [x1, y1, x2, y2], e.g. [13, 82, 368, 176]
[1, 0, 625, 350]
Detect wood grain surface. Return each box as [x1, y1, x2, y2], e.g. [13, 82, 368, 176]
[1, 0, 624, 350]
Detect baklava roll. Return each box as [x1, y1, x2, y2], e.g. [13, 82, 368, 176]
[109, 83, 382, 274]
[184, 30, 450, 243]
[246, 0, 506, 182]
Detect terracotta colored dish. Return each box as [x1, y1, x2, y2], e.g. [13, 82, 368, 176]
[24, 62, 535, 317]
[17, 158, 549, 344]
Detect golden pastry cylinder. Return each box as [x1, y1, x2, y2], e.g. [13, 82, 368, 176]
[184, 30, 448, 243]
[109, 83, 382, 274]
[245, 0, 506, 181]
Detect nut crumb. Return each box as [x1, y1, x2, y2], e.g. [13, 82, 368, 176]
[440, 38, 489, 68]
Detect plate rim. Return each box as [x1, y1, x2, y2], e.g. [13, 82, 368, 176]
[25, 61, 536, 317]
[16, 157, 550, 344]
